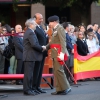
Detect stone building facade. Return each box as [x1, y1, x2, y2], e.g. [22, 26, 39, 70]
[91, 2, 100, 25]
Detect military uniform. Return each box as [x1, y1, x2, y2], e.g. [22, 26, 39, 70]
[46, 22, 70, 92]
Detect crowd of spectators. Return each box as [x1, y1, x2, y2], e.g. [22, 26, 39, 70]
[0, 20, 100, 85]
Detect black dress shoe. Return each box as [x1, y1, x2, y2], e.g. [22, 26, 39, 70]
[24, 90, 36, 95]
[51, 91, 61, 95]
[60, 88, 71, 95]
[66, 88, 71, 93]
[37, 87, 47, 93]
[0, 80, 6, 84]
[32, 87, 41, 94]
[33, 89, 41, 94]
[31, 90, 38, 95]
[16, 81, 23, 85]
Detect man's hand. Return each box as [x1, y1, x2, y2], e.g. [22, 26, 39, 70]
[72, 49, 74, 54]
[58, 52, 64, 61]
[42, 45, 46, 52]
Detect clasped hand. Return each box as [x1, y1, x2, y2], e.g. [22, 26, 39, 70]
[42, 45, 46, 52]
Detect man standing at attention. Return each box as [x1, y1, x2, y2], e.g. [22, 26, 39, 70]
[46, 15, 71, 95]
[32, 13, 48, 93]
[13, 25, 23, 85]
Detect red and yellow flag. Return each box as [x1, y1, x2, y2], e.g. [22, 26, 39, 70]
[74, 45, 100, 81]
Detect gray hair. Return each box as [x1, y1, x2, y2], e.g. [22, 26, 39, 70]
[25, 18, 36, 27]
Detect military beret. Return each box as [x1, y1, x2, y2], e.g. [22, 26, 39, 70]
[48, 15, 59, 22]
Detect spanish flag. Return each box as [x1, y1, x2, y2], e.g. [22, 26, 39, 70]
[74, 44, 100, 81]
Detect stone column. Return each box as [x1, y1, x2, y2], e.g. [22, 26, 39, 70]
[31, 3, 45, 23]
[91, 2, 100, 25]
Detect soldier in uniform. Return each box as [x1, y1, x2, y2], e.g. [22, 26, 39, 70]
[45, 15, 71, 95]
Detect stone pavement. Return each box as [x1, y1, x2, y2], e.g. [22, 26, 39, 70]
[0, 81, 100, 100]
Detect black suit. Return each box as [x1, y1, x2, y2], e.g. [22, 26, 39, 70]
[23, 28, 43, 92]
[13, 35, 23, 74]
[96, 32, 100, 45]
[32, 26, 48, 89]
[64, 33, 73, 80]
[66, 33, 73, 53]
[76, 38, 89, 56]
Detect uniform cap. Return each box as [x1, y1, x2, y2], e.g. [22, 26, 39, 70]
[48, 15, 59, 22]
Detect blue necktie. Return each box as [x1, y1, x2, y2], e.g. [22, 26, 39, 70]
[39, 26, 46, 35]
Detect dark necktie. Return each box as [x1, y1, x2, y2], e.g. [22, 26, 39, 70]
[39, 26, 45, 34]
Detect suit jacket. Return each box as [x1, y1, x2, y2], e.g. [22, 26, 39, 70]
[23, 28, 43, 61]
[46, 24, 69, 58]
[35, 26, 48, 57]
[76, 38, 89, 56]
[96, 32, 100, 45]
[66, 33, 73, 53]
[13, 35, 23, 59]
[8, 36, 15, 55]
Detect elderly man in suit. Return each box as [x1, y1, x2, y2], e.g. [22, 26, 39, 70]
[45, 15, 71, 95]
[23, 18, 46, 95]
[13, 25, 23, 85]
[32, 13, 48, 93]
[62, 22, 74, 83]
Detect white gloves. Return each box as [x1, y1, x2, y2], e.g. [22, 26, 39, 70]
[42, 45, 46, 52]
[58, 52, 64, 61]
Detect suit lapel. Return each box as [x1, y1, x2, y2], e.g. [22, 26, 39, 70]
[36, 26, 46, 37]
[18, 37, 23, 45]
[39, 26, 46, 33]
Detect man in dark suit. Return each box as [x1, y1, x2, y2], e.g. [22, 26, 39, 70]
[13, 25, 23, 85]
[32, 13, 48, 93]
[62, 22, 74, 83]
[23, 18, 46, 95]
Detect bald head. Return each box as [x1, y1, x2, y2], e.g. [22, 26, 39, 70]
[34, 13, 43, 25]
[15, 25, 22, 33]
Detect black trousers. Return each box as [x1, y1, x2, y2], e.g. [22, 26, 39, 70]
[16, 59, 23, 82]
[4, 58, 10, 74]
[32, 56, 45, 89]
[16, 59, 23, 74]
[23, 61, 35, 92]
